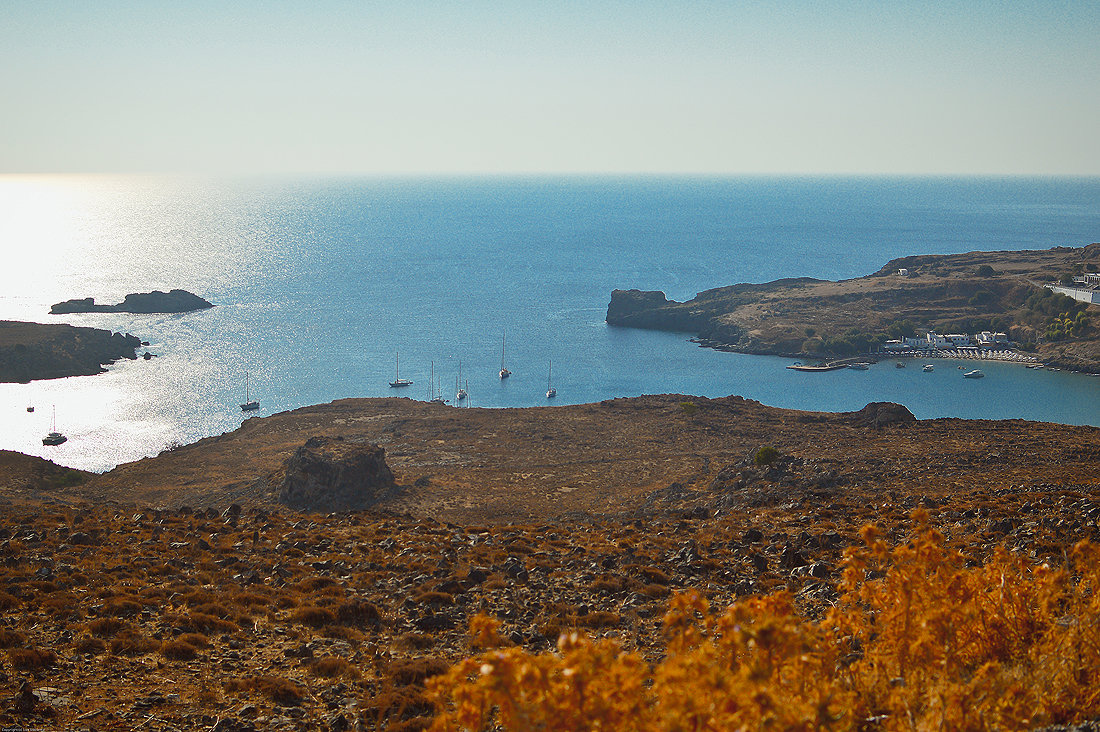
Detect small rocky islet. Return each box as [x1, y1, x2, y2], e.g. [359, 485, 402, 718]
[48, 289, 213, 315]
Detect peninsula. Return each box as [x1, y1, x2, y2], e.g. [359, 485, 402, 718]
[607, 243, 1100, 371]
[0, 321, 141, 382]
[50, 288, 213, 315]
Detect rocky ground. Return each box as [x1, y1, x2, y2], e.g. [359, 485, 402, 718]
[606, 243, 1100, 371]
[1, 396, 1098, 730]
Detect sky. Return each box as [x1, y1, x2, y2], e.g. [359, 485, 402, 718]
[1, 1, 1098, 176]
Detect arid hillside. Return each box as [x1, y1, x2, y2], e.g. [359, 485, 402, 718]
[30, 394, 1096, 523]
[2, 396, 1100, 730]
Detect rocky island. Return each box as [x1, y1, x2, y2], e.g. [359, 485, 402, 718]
[50, 288, 213, 315]
[0, 321, 141, 382]
[608, 243, 1100, 371]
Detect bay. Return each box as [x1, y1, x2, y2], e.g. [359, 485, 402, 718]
[0, 175, 1097, 472]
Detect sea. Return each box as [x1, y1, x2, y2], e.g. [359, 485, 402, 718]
[0, 175, 1098, 473]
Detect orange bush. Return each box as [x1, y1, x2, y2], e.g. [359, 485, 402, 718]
[428, 512, 1100, 731]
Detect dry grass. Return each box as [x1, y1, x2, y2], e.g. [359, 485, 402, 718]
[9, 647, 57, 670]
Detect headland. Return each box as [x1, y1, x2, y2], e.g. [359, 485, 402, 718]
[607, 243, 1100, 372]
[0, 321, 142, 382]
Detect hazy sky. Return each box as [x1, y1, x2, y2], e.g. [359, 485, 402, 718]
[2, 1, 1098, 175]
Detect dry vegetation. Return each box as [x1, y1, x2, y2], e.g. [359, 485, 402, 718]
[1, 485, 1099, 729]
[1, 396, 1098, 729]
[431, 514, 1100, 730]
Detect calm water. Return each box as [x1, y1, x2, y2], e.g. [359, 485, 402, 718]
[0, 175, 1097, 472]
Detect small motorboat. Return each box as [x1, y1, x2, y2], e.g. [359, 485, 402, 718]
[26, 406, 34, 413]
[922, 364, 934, 372]
[895, 362, 905, 368]
[848, 362, 870, 370]
[963, 369, 985, 379]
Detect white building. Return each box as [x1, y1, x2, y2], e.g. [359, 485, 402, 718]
[945, 333, 971, 347]
[975, 331, 1009, 346]
[925, 331, 950, 348]
[1047, 283, 1100, 304]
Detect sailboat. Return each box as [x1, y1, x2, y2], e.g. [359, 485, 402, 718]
[499, 331, 511, 379]
[240, 373, 260, 412]
[42, 406, 66, 446]
[546, 360, 556, 399]
[456, 363, 467, 401]
[429, 362, 449, 404]
[390, 352, 413, 388]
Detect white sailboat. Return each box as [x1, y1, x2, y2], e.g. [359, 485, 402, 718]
[42, 406, 66, 446]
[499, 331, 511, 379]
[390, 352, 413, 388]
[456, 362, 467, 401]
[240, 373, 260, 412]
[429, 362, 448, 404]
[546, 360, 556, 399]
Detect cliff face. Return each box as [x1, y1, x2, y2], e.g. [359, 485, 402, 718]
[50, 289, 213, 314]
[0, 321, 141, 383]
[605, 289, 707, 332]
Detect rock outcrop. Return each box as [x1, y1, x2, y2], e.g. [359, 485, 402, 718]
[605, 289, 705, 332]
[277, 436, 399, 512]
[846, 401, 917, 429]
[0, 321, 142, 383]
[50, 289, 213, 314]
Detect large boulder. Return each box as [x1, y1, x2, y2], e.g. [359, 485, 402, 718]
[277, 436, 398, 512]
[847, 402, 917, 429]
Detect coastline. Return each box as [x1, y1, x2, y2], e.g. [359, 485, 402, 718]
[0, 320, 142, 383]
[609, 243, 1100, 374]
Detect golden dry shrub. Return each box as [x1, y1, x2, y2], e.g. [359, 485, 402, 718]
[306, 656, 360, 679]
[292, 605, 337, 628]
[9, 647, 57, 671]
[428, 513, 1100, 732]
[0, 628, 26, 649]
[225, 675, 308, 706]
[160, 639, 199, 661]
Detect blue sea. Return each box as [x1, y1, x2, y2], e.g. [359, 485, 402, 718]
[0, 175, 1098, 472]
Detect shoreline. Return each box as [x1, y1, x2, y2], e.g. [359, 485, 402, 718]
[611, 243, 1100, 374]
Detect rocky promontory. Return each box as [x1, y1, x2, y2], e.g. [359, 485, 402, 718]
[50, 288, 213, 314]
[608, 243, 1100, 370]
[0, 321, 141, 382]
